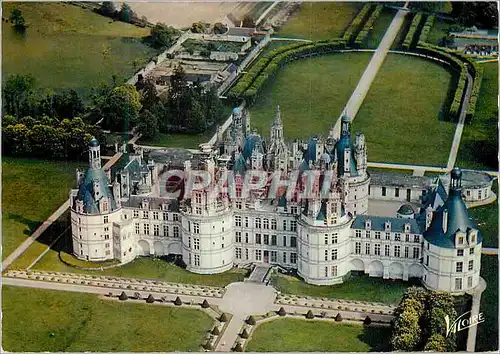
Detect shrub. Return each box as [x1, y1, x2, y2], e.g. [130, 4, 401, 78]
[306, 310, 314, 319]
[174, 296, 182, 306]
[342, 3, 373, 44]
[278, 307, 287, 316]
[212, 326, 220, 335]
[234, 342, 244, 352]
[417, 14, 436, 45]
[146, 294, 155, 303]
[240, 328, 249, 339]
[247, 315, 256, 325]
[204, 341, 214, 351]
[219, 313, 229, 322]
[364, 316, 372, 325]
[354, 5, 384, 47]
[466, 65, 483, 123]
[201, 299, 210, 308]
[335, 313, 343, 322]
[118, 292, 128, 301]
[403, 12, 424, 49]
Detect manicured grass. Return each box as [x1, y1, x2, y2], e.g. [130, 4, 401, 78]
[426, 18, 452, 46]
[365, 8, 395, 49]
[276, 2, 363, 41]
[477, 255, 499, 352]
[2, 286, 213, 352]
[245, 318, 391, 352]
[2, 2, 157, 99]
[271, 272, 416, 305]
[2, 157, 83, 261]
[138, 132, 213, 148]
[456, 62, 499, 170]
[469, 182, 498, 248]
[390, 13, 411, 49]
[34, 237, 247, 286]
[249, 52, 372, 140]
[353, 54, 457, 166]
[367, 167, 414, 175]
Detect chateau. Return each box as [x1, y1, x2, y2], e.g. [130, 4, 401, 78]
[70, 107, 493, 294]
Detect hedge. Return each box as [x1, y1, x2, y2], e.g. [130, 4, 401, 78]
[403, 12, 424, 49]
[228, 42, 310, 99]
[342, 3, 373, 44]
[466, 65, 483, 123]
[417, 14, 435, 46]
[354, 5, 384, 48]
[241, 40, 346, 104]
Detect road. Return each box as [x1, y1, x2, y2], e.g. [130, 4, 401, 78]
[333, 1, 410, 136]
[367, 161, 499, 177]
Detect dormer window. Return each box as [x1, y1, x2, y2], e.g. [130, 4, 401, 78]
[458, 236, 464, 245]
[404, 223, 411, 233]
[102, 201, 108, 213]
[365, 219, 371, 230]
[385, 221, 391, 232]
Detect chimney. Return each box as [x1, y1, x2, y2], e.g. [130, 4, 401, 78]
[442, 209, 448, 233]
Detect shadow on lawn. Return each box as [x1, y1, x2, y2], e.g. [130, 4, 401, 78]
[357, 325, 392, 351]
[6, 213, 41, 236]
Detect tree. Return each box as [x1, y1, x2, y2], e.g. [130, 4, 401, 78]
[53, 89, 85, 119]
[424, 334, 447, 352]
[99, 2, 116, 17]
[191, 22, 206, 33]
[213, 22, 227, 35]
[335, 313, 343, 321]
[10, 8, 25, 29]
[146, 294, 155, 303]
[363, 316, 372, 325]
[240, 328, 249, 339]
[2, 123, 30, 155]
[219, 313, 229, 322]
[174, 296, 182, 305]
[100, 84, 142, 131]
[242, 15, 256, 28]
[151, 23, 178, 49]
[452, 2, 498, 28]
[211, 326, 220, 335]
[411, 2, 444, 13]
[247, 315, 256, 325]
[119, 3, 134, 23]
[3, 74, 36, 118]
[201, 299, 210, 308]
[306, 310, 314, 319]
[119, 292, 128, 300]
[278, 307, 286, 316]
[137, 109, 159, 140]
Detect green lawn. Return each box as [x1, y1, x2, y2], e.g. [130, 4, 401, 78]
[271, 272, 415, 305]
[245, 319, 391, 352]
[276, 2, 363, 41]
[365, 8, 395, 49]
[2, 157, 82, 261]
[353, 54, 457, 165]
[477, 255, 499, 352]
[33, 237, 247, 286]
[426, 18, 452, 46]
[249, 52, 372, 139]
[2, 2, 157, 99]
[456, 62, 498, 170]
[2, 286, 213, 352]
[469, 182, 498, 248]
[138, 131, 213, 149]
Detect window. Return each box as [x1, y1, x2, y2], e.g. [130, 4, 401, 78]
[470, 247, 475, 255]
[105, 243, 110, 248]
[366, 231, 371, 238]
[332, 249, 338, 260]
[244, 217, 249, 227]
[195, 193, 202, 204]
[245, 233, 249, 243]
[188, 237, 192, 248]
[468, 260, 474, 271]
[163, 225, 169, 237]
[271, 219, 277, 230]
[173, 213, 179, 221]
[394, 233, 401, 241]
[458, 236, 464, 244]
[331, 265, 338, 276]
[193, 222, 200, 234]
[426, 255, 429, 266]
[290, 253, 297, 264]
[193, 238, 200, 250]
[457, 249, 464, 256]
[405, 234, 410, 242]
[385, 232, 391, 240]
[456, 262, 463, 272]
[264, 234, 269, 245]
[236, 232, 242, 243]
[235, 248, 242, 259]
[235, 201, 242, 209]
[154, 224, 159, 236]
[194, 254, 200, 266]
[235, 216, 242, 227]
[246, 249, 249, 260]
[471, 234, 476, 243]
[105, 250, 111, 255]
[382, 187, 386, 196]
[413, 248, 419, 259]
[283, 220, 287, 231]
[384, 244, 390, 256]
[173, 226, 179, 237]
[355, 230, 362, 237]
[135, 223, 140, 234]
[394, 245, 401, 257]
[263, 218, 269, 229]
[325, 235, 329, 245]
[404, 246, 409, 258]
[414, 235, 420, 243]
[133, 210, 139, 218]
[324, 250, 328, 261]
[467, 276, 473, 288]
[290, 221, 297, 231]
[395, 188, 399, 197]
[104, 227, 109, 232]
[325, 266, 329, 277]
[365, 243, 370, 255]
[255, 218, 261, 228]
[290, 236, 297, 247]
[374, 244, 381, 256]
[283, 252, 287, 263]
[332, 233, 338, 244]
[255, 250, 262, 261]
[256, 234, 262, 244]
[271, 251, 277, 262]
[144, 224, 150, 235]
[427, 242, 430, 250]
[355, 242, 361, 254]
[291, 206, 298, 214]
[478, 190, 482, 199]
[455, 277, 462, 290]
[163, 212, 168, 221]
[375, 231, 381, 240]
[271, 235, 277, 246]
[283, 236, 287, 247]
[142, 211, 148, 219]
[153, 212, 158, 220]
[104, 234, 110, 240]
[104, 216, 109, 223]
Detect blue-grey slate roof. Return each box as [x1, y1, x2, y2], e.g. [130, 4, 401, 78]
[76, 168, 117, 214]
[333, 132, 358, 177]
[351, 215, 422, 234]
[241, 134, 264, 161]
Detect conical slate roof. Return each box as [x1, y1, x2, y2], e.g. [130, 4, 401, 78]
[75, 168, 118, 214]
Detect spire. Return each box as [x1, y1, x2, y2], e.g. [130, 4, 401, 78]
[340, 114, 351, 136]
[450, 167, 462, 194]
[88, 137, 101, 169]
[274, 105, 281, 126]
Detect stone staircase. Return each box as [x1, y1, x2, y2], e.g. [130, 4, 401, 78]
[247, 263, 271, 283]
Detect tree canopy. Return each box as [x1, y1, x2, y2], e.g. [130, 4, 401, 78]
[151, 23, 179, 49]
